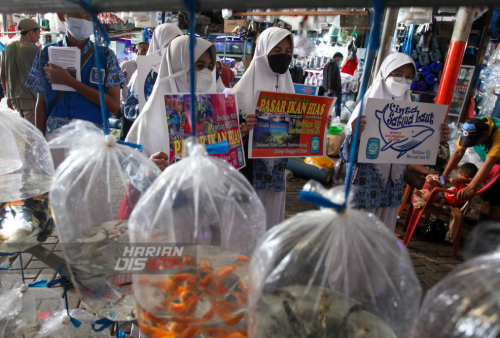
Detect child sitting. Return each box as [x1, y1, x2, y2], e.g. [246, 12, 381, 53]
[413, 163, 479, 209]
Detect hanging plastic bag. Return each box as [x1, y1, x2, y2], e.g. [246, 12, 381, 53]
[465, 221, 500, 260]
[36, 309, 111, 338]
[0, 271, 22, 291]
[48, 121, 161, 321]
[0, 110, 54, 203]
[412, 251, 500, 338]
[248, 182, 422, 338]
[129, 141, 266, 337]
[0, 285, 64, 337]
[0, 110, 55, 253]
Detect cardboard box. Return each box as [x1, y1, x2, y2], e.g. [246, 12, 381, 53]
[224, 19, 246, 33]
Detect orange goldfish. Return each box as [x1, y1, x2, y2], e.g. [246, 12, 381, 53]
[171, 273, 196, 283]
[200, 272, 214, 287]
[183, 295, 200, 315]
[151, 279, 179, 294]
[184, 280, 198, 294]
[236, 255, 251, 264]
[168, 303, 185, 314]
[212, 303, 238, 320]
[180, 291, 191, 303]
[155, 294, 178, 311]
[224, 313, 245, 326]
[169, 317, 205, 325]
[200, 260, 212, 273]
[217, 265, 237, 281]
[214, 280, 228, 295]
[224, 332, 246, 338]
[212, 300, 240, 312]
[202, 307, 215, 321]
[168, 322, 188, 334]
[199, 286, 217, 298]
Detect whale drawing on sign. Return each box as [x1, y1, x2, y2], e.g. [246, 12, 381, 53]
[375, 105, 434, 159]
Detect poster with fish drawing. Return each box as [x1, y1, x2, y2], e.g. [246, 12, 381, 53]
[358, 98, 448, 165]
[136, 55, 162, 112]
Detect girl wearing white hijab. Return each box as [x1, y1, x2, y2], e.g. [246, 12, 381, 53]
[341, 53, 449, 231]
[126, 36, 216, 163]
[230, 27, 295, 229]
[123, 24, 183, 121]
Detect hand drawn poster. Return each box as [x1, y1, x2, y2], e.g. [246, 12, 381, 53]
[137, 55, 162, 111]
[248, 91, 335, 158]
[358, 98, 448, 165]
[164, 93, 245, 169]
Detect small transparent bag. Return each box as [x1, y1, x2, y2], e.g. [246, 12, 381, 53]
[129, 141, 266, 338]
[0, 110, 55, 253]
[48, 121, 161, 321]
[36, 309, 111, 338]
[0, 284, 64, 337]
[248, 181, 422, 338]
[0, 109, 54, 202]
[412, 251, 500, 338]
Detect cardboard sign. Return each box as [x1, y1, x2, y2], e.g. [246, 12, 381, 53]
[164, 93, 245, 169]
[136, 55, 162, 112]
[358, 98, 448, 164]
[249, 91, 335, 158]
[224, 19, 247, 33]
[293, 84, 318, 96]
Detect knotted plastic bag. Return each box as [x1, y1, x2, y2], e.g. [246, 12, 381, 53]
[129, 142, 266, 337]
[412, 251, 500, 338]
[0, 109, 54, 202]
[248, 181, 422, 338]
[0, 284, 64, 337]
[49, 121, 161, 321]
[36, 309, 111, 338]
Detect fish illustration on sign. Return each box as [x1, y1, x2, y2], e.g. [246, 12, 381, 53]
[375, 104, 434, 159]
[144, 63, 160, 102]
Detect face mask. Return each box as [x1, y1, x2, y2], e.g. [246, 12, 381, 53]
[65, 17, 94, 41]
[195, 69, 213, 92]
[385, 77, 411, 97]
[268, 54, 292, 74]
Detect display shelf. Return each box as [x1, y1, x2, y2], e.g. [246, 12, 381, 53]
[0, 0, 497, 14]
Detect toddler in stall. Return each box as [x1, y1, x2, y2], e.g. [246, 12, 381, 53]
[413, 163, 478, 209]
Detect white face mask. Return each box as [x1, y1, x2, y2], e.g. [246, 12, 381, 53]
[65, 17, 94, 41]
[195, 68, 213, 92]
[385, 77, 411, 97]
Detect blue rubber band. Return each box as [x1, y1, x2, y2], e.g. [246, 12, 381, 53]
[28, 278, 48, 288]
[206, 141, 230, 154]
[298, 191, 344, 212]
[91, 317, 114, 332]
[117, 140, 143, 150]
[116, 322, 126, 338]
[48, 263, 82, 328]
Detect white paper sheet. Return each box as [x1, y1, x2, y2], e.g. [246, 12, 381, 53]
[48, 46, 81, 92]
[136, 55, 162, 112]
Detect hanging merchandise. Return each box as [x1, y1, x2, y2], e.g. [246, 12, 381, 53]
[338, 29, 348, 45]
[0, 285, 64, 337]
[221, 9, 233, 20]
[48, 121, 161, 321]
[330, 15, 341, 37]
[0, 111, 55, 254]
[129, 141, 266, 337]
[294, 34, 316, 57]
[248, 182, 422, 338]
[401, 8, 432, 25]
[412, 251, 500, 338]
[36, 309, 112, 338]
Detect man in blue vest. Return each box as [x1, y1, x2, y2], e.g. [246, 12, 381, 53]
[25, 13, 126, 138]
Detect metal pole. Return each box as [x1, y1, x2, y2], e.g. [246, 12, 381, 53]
[1, 14, 7, 33]
[435, 6, 475, 117]
[373, 7, 400, 76]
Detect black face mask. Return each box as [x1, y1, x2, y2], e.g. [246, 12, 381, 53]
[268, 53, 292, 74]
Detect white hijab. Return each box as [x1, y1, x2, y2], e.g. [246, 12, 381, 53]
[147, 23, 183, 56]
[126, 36, 217, 156]
[231, 27, 295, 116]
[347, 52, 416, 185]
[129, 24, 183, 95]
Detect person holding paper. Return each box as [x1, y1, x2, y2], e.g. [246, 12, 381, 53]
[126, 36, 216, 162]
[25, 13, 126, 137]
[232, 27, 332, 229]
[341, 53, 449, 231]
[123, 24, 183, 122]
